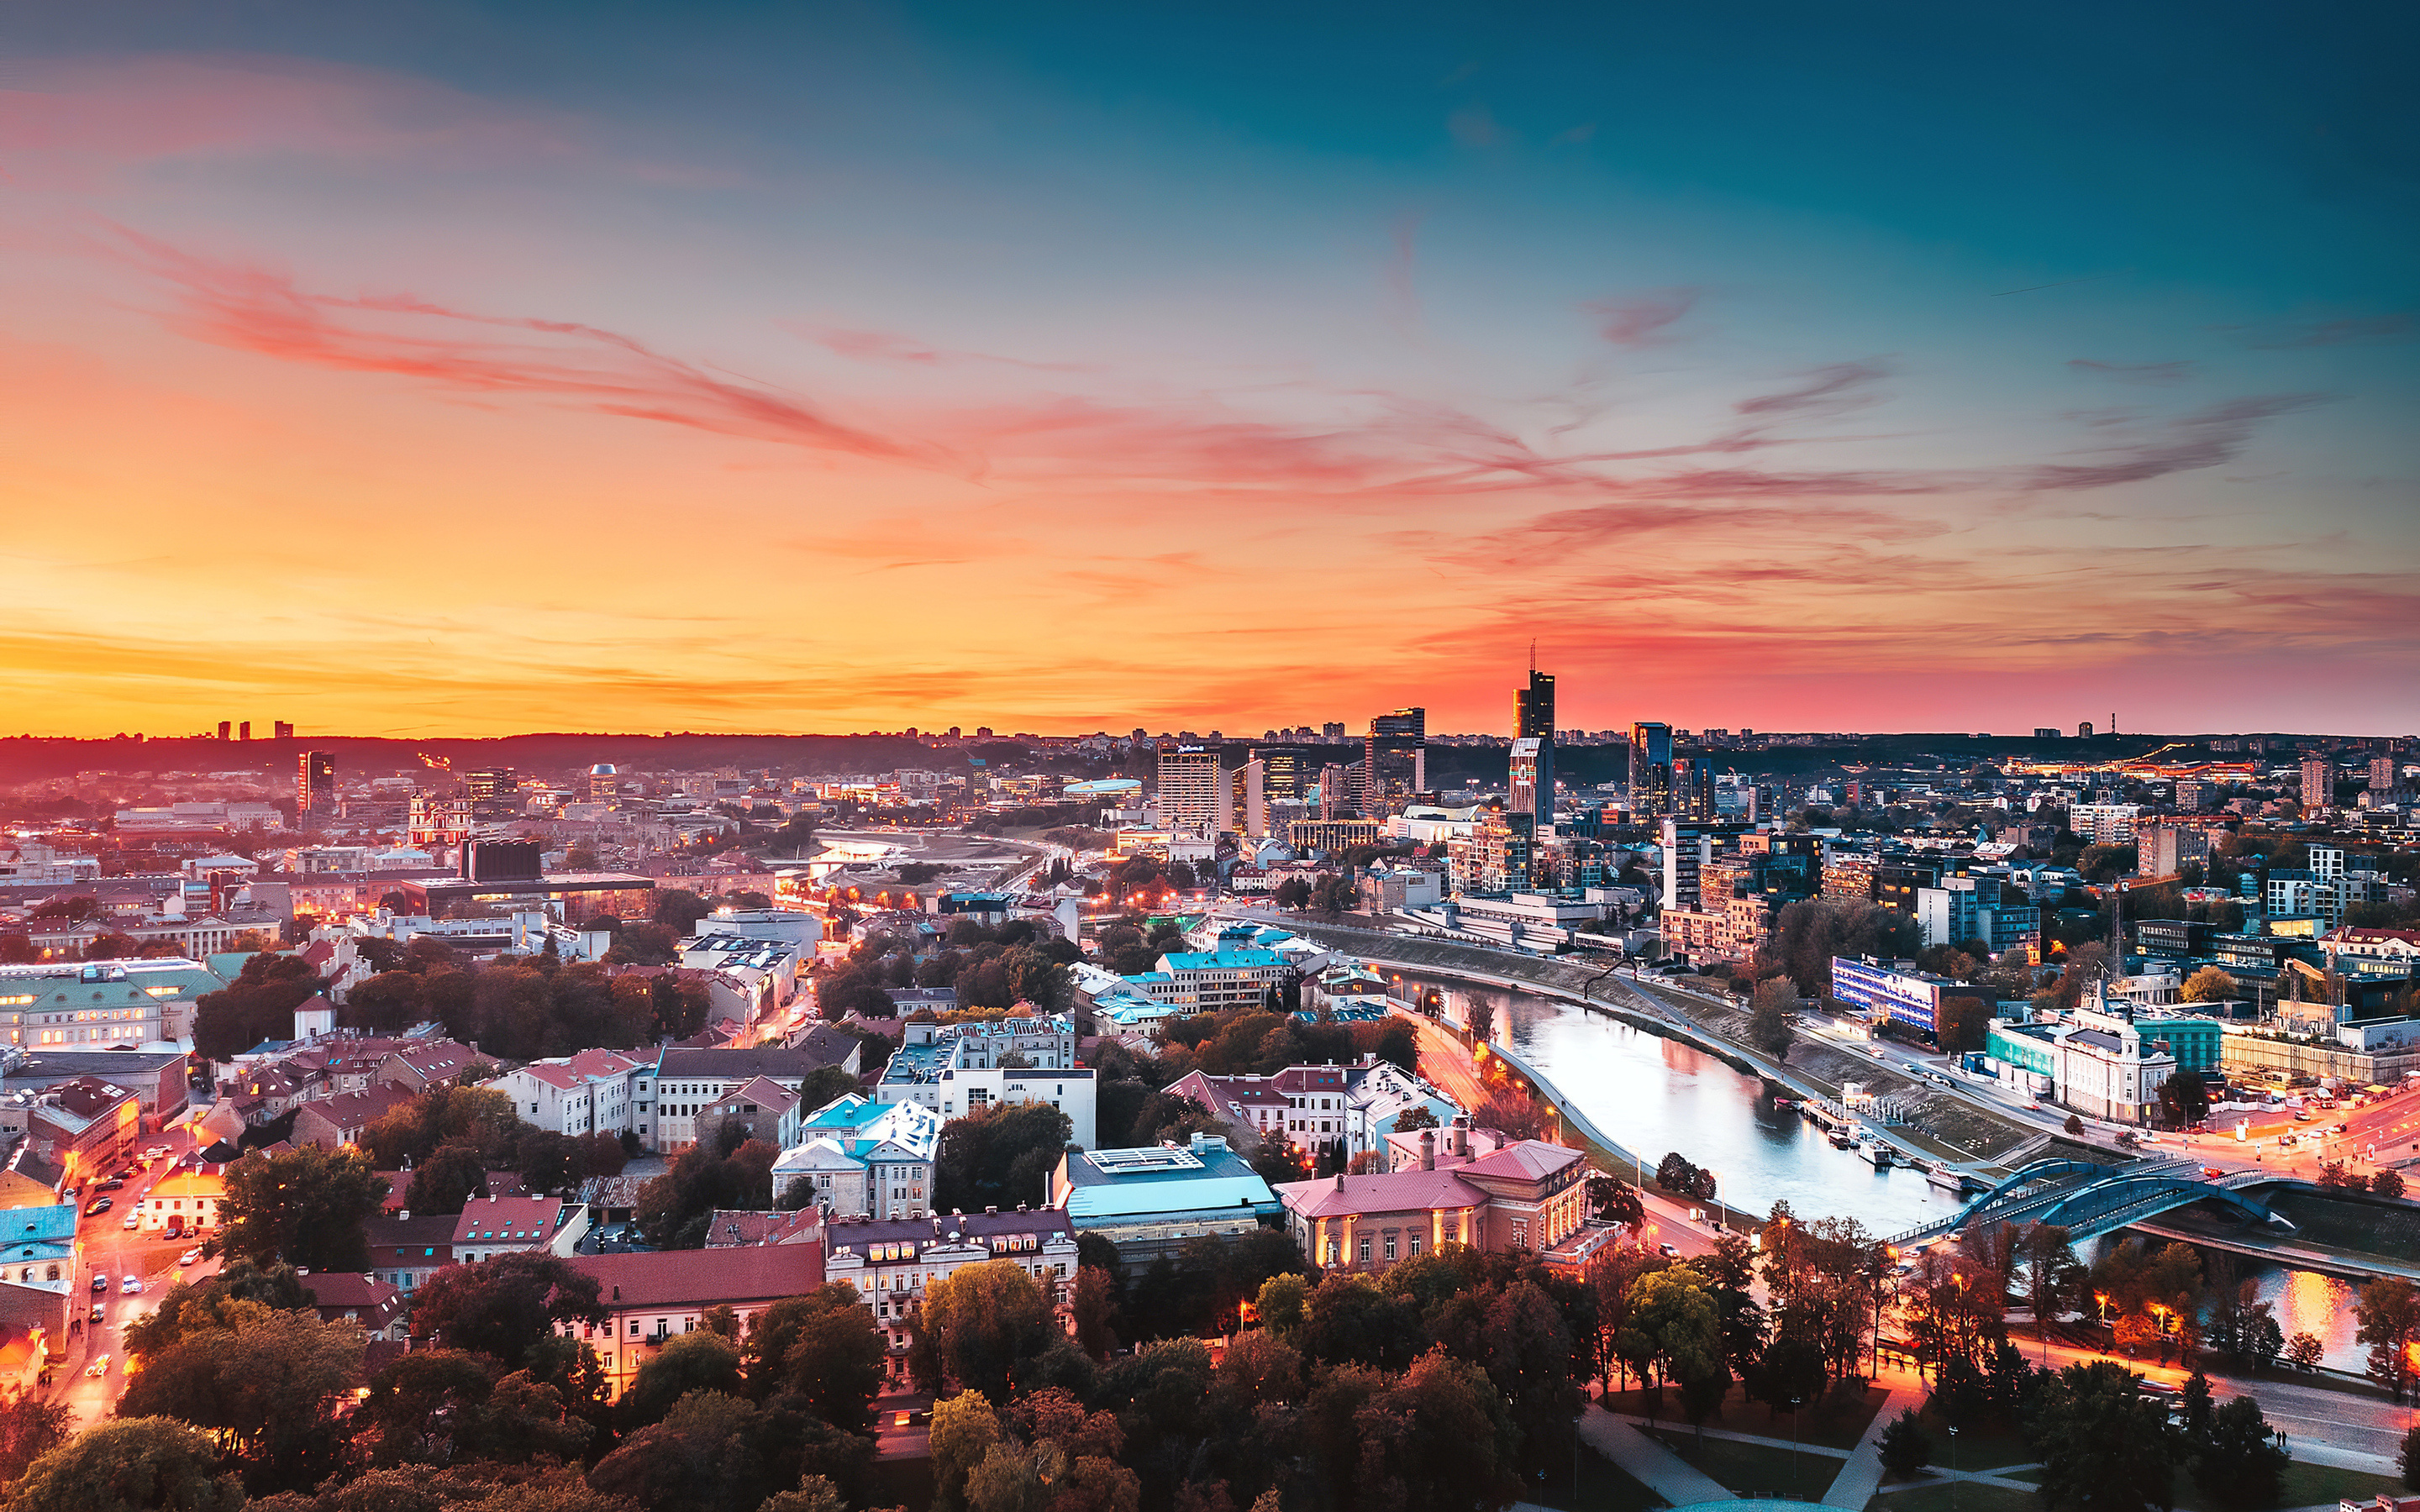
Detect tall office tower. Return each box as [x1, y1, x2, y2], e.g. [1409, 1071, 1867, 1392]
[468, 765, 519, 816]
[1513, 664, 1556, 825]
[1364, 708, 1427, 816]
[1508, 738, 1547, 827]
[1318, 763, 1356, 820]
[2301, 758, 2333, 814]
[1253, 745, 1309, 803]
[1670, 757, 1715, 820]
[1157, 746, 1232, 833]
[272, 721, 294, 740]
[1628, 722, 1674, 814]
[238, 722, 251, 743]
[1229, 759, 1267, 838]
[217, 721, 233, 742]
[298, 750, 335, 816]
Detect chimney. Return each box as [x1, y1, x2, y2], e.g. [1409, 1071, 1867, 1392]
[1334, 1173, 1344, 1190]
[1419, 1130, 1435, 1172]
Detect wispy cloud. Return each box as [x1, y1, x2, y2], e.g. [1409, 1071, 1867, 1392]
[1586, 289, 1700, 347]
[2068, 359, 2196, 384]
[2018, 394, 2324, 491]
[2221, 313, 2410, 349]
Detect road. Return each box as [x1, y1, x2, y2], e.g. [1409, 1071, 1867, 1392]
[45, 1118, 216, 1431]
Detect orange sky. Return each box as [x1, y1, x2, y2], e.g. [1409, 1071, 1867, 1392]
[4, 38, 2415, 738]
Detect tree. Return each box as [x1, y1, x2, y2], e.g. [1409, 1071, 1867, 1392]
[0, 1387, 71, 1486]
[192, 952, 324, 1062]
[2181, 967, 2240, 1004]
[1587, 1174, 1646, 1232]
[914, 1260, 1056, 1403]
[795, 1063, 861, 1113]
[2357, 1278, 2420, 1399]
[1072, 1266, 1121, 1357]
[1935, 995, 1991, 1056]
[2191, 1395, 2289, 1510]
[2022, 1223, 2082, 1330]
[411, 1252, 608, 1370]
[1272, 876, 1312, 911]
[618, 1330, 744, 1429]
[404, 1142, 490, 1215]
[2402, 1422, 2420, 1490]
[2159, 1073, 2211, 1127]
[1621, 1265, 1722, 1404]
[3, 1418, 245, 1512]
[2285, 1332, 2323, 1371]
[216, 1144, 388, 1272]
[1877, 1407, 1932, 1478]
[1481, 1280, 1583, 1473]
[934, 1101, 1072, 1215]
[2025, 1359, 2180, 1512]
[117, 1309, 366, 1494]
[930, 1389, 1004, 1512]
[743, 1284, 886, 1432]
[1748, 978, 1797, 1062]
[2065, 1113, 2086, 1137]
[2376, 1169, 2407, 1200]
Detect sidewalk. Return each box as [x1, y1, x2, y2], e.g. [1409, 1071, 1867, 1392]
[1576, 1404, 1733, 1506]
[1816, 1383, 1923, 1509]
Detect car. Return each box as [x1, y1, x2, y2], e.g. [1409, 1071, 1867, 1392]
[2332, 1122, 2350, 1134]
[88, 1304, 104, 1324]
[120, 1275, 140, 1294]
[85, 1198, 112, 1216]
[2293, 1111, 2313, 1122]
[2202, 1166, 2227, 1178]
[1657, 1242, 1681, 1257]
[178, 1248, 202, 1268]
[91, 1274, 108, 1294]
[98, 1179, 124, 1191]
[122, 1215, 139, 1231]
[84, 1356, 109, 1378]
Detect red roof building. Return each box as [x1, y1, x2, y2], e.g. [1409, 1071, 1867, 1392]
[1274, 1135, 1591, 1274]
[560, 1244, 823, 1399]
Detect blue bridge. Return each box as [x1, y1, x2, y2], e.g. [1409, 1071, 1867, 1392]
[1886, 1157, 2288, 1249]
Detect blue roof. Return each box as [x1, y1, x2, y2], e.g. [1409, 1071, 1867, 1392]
[1159, 949, 1286, 971]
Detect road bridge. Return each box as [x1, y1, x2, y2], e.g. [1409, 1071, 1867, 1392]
[1884, 1157, 2286, 1249]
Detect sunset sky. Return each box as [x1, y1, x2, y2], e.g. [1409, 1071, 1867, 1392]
[6, 3, 2416, 738]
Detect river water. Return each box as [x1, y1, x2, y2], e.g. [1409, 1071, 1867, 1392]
[1451, 978, 2372, 1373]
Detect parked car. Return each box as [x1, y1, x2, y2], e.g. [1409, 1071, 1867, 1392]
[88, 1304, 104, 1324]
[91, 1274, 108, 1294]
[85, 1198, 112, 1216]
[98, 1179, 124, 1191]
[178, 1248, 203, 1268]
[120, 1275, 141, 1294]
[122, 1214, 139, 1231]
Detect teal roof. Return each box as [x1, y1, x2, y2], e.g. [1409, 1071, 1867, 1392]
[1057, 1142, 1278, 1222]
[1159, 949, 1286, 971]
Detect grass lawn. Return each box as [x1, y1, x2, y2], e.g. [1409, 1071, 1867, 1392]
[1645, 1427, 1838, 1499]
[1866, 1481, 2040, 1512]
[2170, 1459, 2402, 1512]
[1605, 1381, 1890, 1451]
[1524, 1445, 1670, 1512]
[1908, 1410, 2035, 1473]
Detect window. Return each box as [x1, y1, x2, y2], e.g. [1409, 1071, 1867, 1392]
[1357, 1237, 1370, 1265]
[1408, 1236, 1422, 1258]
[1383, 1236, 1397, 1263]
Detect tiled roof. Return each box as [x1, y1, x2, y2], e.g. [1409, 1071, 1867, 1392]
[567, 1242, 823, 1309]
[1275, 1169, 1486, 1219]
[1458, 1139, 1586, 1183]
[302, 1272, 400, 1310]
[703, 1209, 825, 1247]
[450, 1195, 564, 1247]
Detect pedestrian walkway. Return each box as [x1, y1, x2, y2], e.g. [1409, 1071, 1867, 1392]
[1578, 1404, 1733, 1507]
[1817, 1383, 1923, 1509]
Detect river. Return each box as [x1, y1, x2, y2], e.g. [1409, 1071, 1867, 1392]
[1442, 976, 2375, 1372]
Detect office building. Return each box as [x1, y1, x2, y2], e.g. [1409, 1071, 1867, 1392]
[1229, 758, 1267, 838]
[1253, 745, 1310, 803]
[273, 721, 294, 740]
[1156, 746, 1232, 834]
[1660, 818, 1749, 911]
[1364, 709, 1427, 816]
[2302, 758, 2333, 814]
[1049, 1133, 1281, 1272]
[1276, 1131, 1590, 1273]
[1289, 817, 1385, 853]
[1316, 762, 1358, 820]
[1670, 757, 1715, 821]
[1629, 722, 1673, 813]
[1829, 956, 1953, 1036]
[1512, 669, 1556, 825]
[297, 750, 335, 816]
[1914, 875, 2040, 954]
[467, 765, 518, 813]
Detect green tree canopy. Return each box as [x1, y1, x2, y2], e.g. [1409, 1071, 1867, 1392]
[217, 1145, 389, 1273]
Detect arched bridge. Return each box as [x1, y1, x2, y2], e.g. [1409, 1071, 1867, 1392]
[1886, 1158, 2286, 1249]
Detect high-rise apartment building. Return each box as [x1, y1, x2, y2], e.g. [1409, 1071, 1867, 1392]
[272, 721, 294, 740]
[1628, 722, 1673, 814]
[1318, 763, 1357, 820]
[2371, 756, 2404, 800]
[217, 721, 233, 742]
[1364, 709, 1426, 816]
[2300, 758, 2333, 814]
[238, 722, 251, 743]
[298, 751, 335, 816]
[1670, 757, 1715, 821]
[1229, 759, 1267, 838]
[1512, 668, 1556, 825]
[1157, 747, 1232, 834]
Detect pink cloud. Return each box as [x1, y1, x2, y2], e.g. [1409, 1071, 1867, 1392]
[1586, 288, 1699, 347]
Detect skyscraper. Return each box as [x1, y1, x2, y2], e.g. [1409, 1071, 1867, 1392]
[298, 750, 335, 816]
[1364, 709, 1426, 816]
[1252, 744, 1310, 803]
[1229, 759, 1267, 838]
[1628, 722, 1673, 814]
[272, 722, 294, 740]
[1157, 746, 1232, 834]
[1513, 664, 1556, 825]
[1670, 756, 1715, 821]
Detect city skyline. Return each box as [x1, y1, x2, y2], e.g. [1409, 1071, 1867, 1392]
[6, 3, 2416, 738]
